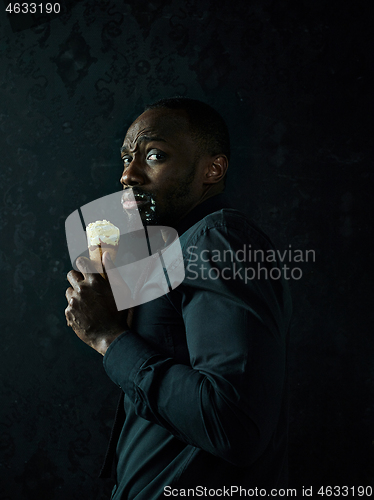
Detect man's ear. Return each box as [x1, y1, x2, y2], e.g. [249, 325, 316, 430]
[204, 155, 228, 184]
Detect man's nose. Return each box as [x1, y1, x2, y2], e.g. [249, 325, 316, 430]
[120, 158, 145, 187]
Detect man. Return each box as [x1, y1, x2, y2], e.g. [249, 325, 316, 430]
[65, 98, 292, 499]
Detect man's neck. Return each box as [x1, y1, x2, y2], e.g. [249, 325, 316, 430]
[176, 193, 229, 235]
[174, 183, 225, 228]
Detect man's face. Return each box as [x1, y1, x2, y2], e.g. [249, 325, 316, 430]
[120, 108, 205, 227]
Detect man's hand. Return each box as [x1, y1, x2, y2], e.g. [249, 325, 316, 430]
[65, 252, 133, 356]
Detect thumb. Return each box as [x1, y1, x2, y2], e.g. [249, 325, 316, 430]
[102, 252, 134, 311]
[76, 256, 101, 278]
[102, 250, 115, 271]
[102, 251, 131, 292]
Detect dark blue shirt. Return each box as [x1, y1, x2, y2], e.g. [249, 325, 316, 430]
[102, 196, 292, 499]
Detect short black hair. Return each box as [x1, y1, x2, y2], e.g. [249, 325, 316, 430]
[144, 97, 230, 161]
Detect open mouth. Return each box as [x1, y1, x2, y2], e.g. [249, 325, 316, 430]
[122, 200, 148, 209]
[121, 191, 150, 210]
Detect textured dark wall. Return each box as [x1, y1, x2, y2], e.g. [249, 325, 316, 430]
[0, 0, 372, 498]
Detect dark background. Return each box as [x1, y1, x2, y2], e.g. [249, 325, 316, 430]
[0, 0, 372, 498]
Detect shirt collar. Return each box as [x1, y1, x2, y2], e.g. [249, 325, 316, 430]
[175, 194, 231, 236]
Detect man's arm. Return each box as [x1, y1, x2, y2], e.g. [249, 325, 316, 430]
[102, 224, 290, 467]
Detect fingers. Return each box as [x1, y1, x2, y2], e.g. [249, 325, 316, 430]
[65, 304, 74, 327]
[65, 296, 82, 331]
[67, 257, 104, 292]
[102, 251, 128, 289]
[102, 251, 114, 271]
[76, 256, 99, 279]
[67, 269, 84, 288]
[65, 287, 75, 303]
[102, 251, 134, 309]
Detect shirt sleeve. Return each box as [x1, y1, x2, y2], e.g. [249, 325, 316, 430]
[103, 221, 291, 467]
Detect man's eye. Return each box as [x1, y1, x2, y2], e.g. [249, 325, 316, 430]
[147, 153, 165, 161]
[122, 156, 132, 164]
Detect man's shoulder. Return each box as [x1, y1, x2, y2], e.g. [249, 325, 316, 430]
[179, 208, 274, 250]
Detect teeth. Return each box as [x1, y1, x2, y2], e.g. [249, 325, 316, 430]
[122, 192, 148, 202]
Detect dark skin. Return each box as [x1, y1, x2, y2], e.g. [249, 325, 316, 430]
[65, 108, 228, 355]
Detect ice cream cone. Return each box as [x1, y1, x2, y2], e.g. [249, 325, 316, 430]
[86, 220, 120, 278]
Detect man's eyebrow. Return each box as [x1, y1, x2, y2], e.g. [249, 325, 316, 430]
[120, 136, 167, 154]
